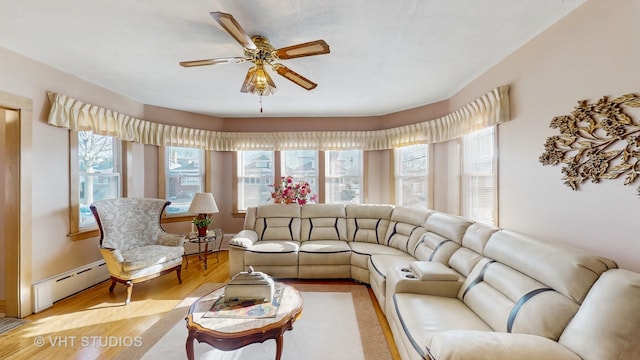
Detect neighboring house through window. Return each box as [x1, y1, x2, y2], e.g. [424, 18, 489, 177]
[164, 146, 204, 215]
[74, 131, 122, 230]
[325, 150, 363, 204]
[394, 144, 431, 209]
[236, 150, 275, 211]
[281, 150, 318, 194]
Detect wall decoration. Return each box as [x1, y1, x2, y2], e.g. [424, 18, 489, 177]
[539, 93, 640, 196]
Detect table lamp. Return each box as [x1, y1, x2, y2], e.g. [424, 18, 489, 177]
[188, 192, 219, 237]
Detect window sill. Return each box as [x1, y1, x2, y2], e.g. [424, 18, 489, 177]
[69, 228, 100, 241]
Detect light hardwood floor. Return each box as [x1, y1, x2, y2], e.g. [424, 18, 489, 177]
[0, 251, 400, 360]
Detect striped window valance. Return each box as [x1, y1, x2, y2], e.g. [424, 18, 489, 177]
[47, 85, 509, 151]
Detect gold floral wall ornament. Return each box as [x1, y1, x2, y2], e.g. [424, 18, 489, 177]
[539, 93, 640, 196]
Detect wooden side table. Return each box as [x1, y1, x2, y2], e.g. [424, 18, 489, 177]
[184, 230, 222, 270]
[185, 283, 303, 360]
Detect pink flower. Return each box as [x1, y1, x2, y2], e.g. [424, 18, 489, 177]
[269, 177, 317, 205]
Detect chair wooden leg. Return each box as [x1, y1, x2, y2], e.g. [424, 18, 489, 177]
[109, 278, 117, 292]
[176, 267, 183, 284]
[125, 281, 133, 305]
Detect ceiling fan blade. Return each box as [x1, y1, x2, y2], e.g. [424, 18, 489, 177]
[179, 57, 247, 67]
[210, 12, 257, 50]
[272, 64, 317, 91]
[274, 40, 330, 59]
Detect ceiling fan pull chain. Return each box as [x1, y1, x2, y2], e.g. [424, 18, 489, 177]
[260, 95, 263, 113]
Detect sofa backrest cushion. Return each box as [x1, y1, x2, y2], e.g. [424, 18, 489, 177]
[413, 212, 472, 263]
[459, 258, 580, 340]
[558, 269, 640, 360]
[254, 204, 302, 241]
[383, 206, 431, 254]
[415, 232, 460, 264]
[243, 207, 258, 231]
[484, 230, 617, 303]
[345, 204, 393, 243]
[91, 197, 169, 252]
[300, 204, 347, 241]
[448, 222, 499, 277]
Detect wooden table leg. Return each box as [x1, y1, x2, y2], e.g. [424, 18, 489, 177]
[275, 334, 284, 360]
[185, 334, 195, 360]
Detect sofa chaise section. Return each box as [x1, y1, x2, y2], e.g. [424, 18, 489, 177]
[387, 229, 618, 360]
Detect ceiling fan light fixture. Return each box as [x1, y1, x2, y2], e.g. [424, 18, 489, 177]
[244, 63, 277, 96]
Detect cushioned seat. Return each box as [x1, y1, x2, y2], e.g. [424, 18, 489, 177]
[244, 240, 300, 266]
[121, 244, 185, 272]
[390, 293, 493, 360]
[299, 240, 352, 278]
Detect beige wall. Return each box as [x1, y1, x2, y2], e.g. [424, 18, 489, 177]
[447, 0, 640, 271]
[0, 0, 637, 298]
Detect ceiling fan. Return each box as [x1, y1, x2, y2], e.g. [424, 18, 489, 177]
[180, 12, 330, 97]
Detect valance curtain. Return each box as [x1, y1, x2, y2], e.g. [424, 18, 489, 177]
[47, 85, 509, 151]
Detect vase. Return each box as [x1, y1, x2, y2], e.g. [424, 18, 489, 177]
[197, 226, 208, 237]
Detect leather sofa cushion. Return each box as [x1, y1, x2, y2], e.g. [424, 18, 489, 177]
[426, 331, 582, 360]
[485, 230, 617, 303]
[299, 240, 351, 265]
[424, 212, 472, 244]
[558, 269, 640, 360]
[346, 204, 393, 243]
[460, 259, 579, 340]
[415, 232, 460, 264]
[255, 217, 301, 241]
[393, 293, 492, 358]
[461, 222, 498, 254]
[244, 240, 300, 266]
[301, 204, 347, 241]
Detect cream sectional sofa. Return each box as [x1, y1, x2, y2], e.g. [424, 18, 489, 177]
[229, 204, 640, 360]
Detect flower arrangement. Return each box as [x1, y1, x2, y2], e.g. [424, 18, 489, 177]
[270, 176, 317, 205]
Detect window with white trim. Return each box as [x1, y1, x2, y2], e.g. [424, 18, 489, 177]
[237, 150, 275, 210]
[281, 150, 318, 193]
[77, 131, 121, 228]
[395, 144, 430, 209]
[325, 150, 363, 204]
[164, 146, 204, 215]
[461, 126, 497, 225]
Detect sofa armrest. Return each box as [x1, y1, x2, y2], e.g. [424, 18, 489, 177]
[229, 230, 259, 248]
[387, 264, 463, 299]
[426, 331, 581, 360]
[157, 232, 185, 247]
[99, 247, 125, 275]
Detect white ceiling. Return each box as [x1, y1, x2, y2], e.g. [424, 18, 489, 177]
[0, 0, 586, 118]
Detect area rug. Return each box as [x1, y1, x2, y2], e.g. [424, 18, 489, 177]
[0, 317, 30, 336]
[115, 282, 392, 360]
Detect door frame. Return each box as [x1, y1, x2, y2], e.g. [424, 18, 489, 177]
[1, 90, 32, 318]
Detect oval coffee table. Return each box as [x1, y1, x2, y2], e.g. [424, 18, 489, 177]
[185, 283, 303, 360]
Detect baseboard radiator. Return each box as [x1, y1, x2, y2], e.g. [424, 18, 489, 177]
[32, 260, 110, 313]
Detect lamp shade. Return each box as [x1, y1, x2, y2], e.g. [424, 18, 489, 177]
[188, 193, 219, 214]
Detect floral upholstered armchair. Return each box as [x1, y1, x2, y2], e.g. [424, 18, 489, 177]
[90, 198, 185, 305]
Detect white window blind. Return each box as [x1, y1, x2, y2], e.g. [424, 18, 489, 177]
[461, 126, 497, 225]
